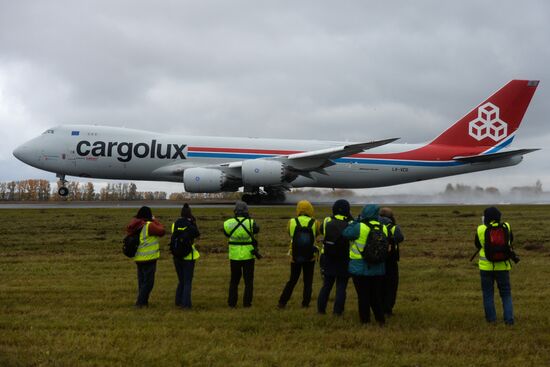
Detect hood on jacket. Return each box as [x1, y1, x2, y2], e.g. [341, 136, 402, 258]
[359, 204, 379, 222]
[234, 200, 249, 216]
[296, 200, 314, 217]
[332, 199, 351, 218]
[127, 217, 146, 234]
[483, 206, 501, 225]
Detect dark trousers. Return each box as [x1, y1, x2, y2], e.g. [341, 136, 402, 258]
[317, 274, 349, 315]
[136, 261, 157, 306]
[382, 259, 399, 314]
[279, 261, 315, 307]
[174, 258, 195, 308]
[480, 270, 514, 324]
[228, 259, 255, 307]
[352, 275, 385, 324]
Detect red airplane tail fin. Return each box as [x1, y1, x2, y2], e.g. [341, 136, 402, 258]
[430, 80, 539, 149]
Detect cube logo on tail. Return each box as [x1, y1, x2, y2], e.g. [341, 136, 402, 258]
[468, 102, 508, 142]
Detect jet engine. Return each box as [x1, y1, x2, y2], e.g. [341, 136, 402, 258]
[241, 159, 288, 186]
[183, 168, 235, 193]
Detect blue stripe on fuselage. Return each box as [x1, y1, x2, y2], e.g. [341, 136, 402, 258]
[187, 152, 465, 167]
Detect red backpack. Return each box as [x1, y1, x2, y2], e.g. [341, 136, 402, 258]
[484, 223, 511, 262]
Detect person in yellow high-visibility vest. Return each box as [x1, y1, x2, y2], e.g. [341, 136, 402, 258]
[278, 200, 321, 309]
[223, 201, 260, 308]
[474, 206, 518, 325]
[170, 203, 200, 309]
[343, 204, 388, 325]
[125, 206, 165, 308]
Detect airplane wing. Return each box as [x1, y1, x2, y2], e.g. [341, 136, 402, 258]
[453, 148, 539, 163]
[164, 137, 400, 188]
[285, 138, 399, 161]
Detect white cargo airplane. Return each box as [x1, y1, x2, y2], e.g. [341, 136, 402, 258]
[13, 80, 539, 203]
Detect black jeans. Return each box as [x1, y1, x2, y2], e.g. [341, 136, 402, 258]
[173, 258, 195, 308]
[317, 274, 349, 315]
[279, 261, 315, 307]
[382, 259, 399, 314]
[228, 259, 255, 307]
[136, 261, 157, 306]
[352, 275, 385, 324]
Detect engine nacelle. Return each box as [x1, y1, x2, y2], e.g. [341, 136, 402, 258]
[241, 159, 286, 187]
[183, 168, 230, 193]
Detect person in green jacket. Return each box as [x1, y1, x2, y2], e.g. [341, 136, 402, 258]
[223, 201, 260, 308]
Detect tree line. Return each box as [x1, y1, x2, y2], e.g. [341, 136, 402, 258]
[0, 180, 244, 201]
[0, 180, 170, 201]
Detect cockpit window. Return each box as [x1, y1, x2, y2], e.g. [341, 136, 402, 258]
[42, 129, 55, 135]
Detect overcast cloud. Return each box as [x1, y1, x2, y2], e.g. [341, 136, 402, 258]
[1, 0, 549, 195]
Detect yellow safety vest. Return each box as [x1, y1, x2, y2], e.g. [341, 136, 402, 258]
[349, 221, 388, 260]
[134, 222, 160, 262]
[171, 223, 200, 260]
[477, 222, 512, 271]
[224, 217, 255, 261]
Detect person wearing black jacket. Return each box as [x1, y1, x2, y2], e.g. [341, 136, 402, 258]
[171, 203, 200, 309]
[317, 199, 352, 316]
[379, 207, 404, 316]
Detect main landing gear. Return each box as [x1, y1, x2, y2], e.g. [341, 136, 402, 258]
[56, 173, 69, 197]
[242, 187, 286, 204]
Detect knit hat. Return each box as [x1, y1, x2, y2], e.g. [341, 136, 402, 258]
[234, 200, 249, 216]
[332, 199, 351, 217]
[181, 203, 192, 218]
[136, 206, 153, 221]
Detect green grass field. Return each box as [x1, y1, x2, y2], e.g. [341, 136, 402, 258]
[1, 205, 550, 366]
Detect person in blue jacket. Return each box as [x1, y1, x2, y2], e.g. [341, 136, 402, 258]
[343, 204, 387, 325]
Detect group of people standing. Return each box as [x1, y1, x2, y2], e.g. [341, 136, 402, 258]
[275, 200, 404, 326]
[125, 201, 517, 326]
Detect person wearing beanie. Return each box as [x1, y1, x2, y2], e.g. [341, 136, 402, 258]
[278, 200, 321, 309]
[317, 199, 352, 316]
[223, 201, 260, 307]
[378, 207, 404, 316]
[170, 203, 200, 309]
[125, 206, 166, 308]
[343, 204, 387, 325]
[473, 206, 517, 325]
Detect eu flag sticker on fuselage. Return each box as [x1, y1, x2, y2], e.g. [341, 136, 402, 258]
[71, 131, 80, 136]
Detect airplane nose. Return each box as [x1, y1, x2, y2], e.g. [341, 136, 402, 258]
[13, 144, 28, 162]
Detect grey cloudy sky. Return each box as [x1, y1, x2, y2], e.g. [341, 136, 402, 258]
[1, 0, 548, 194]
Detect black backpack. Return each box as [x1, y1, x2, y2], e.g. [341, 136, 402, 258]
[292, 218, 315, 263]
[322, 217, 349, 259]
[122, 232, 140, 258]
[361, 221, 389, 264]
[170, 219, 196, 258]
[484, 223, 511, 262]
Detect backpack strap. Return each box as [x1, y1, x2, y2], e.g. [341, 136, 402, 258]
[228, 217, 254, 244]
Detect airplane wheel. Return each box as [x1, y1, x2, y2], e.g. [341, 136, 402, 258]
[58, 186, 69, 196]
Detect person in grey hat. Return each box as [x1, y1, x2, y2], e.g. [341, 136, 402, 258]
[223, 201, 260, 307]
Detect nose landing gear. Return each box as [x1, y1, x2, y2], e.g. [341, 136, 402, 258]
[56, 173, 69, 197]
